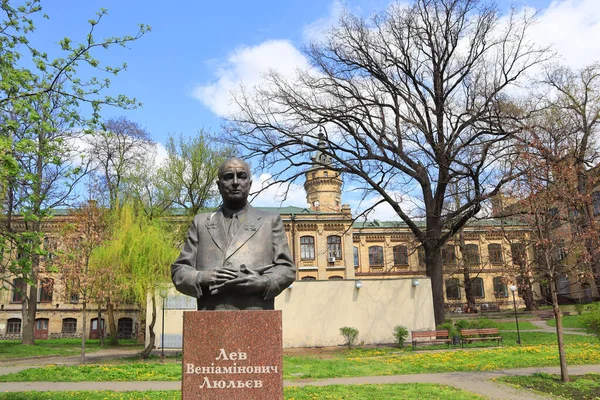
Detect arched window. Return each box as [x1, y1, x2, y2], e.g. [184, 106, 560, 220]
[6, 318, 21, 334]
[300, 236, 315, 260]
[327, 236, 342, 260]
[445, 278, 461, 300]
[493, 277, 508, 298]
[301, 276, 316, 281]
[471, 277, 484, 298]
[62, 318, 77, 333]
[393, 245, 408, 266]
[328, 275, 343, 280]
[38, 278, 54, 303]
[368, 246, 384, 267]
[488, 244, 503, 264]
[118, 318, 134, 338]
[353, 246, 359, 268]
[464, 244, 480, 265]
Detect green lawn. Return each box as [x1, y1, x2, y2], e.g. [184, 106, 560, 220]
[0, 384, 484, 400]
[0, 339, 142, 360]
[498, 373, 600, 400]
[1, 332, 598, 382]
[546, 315, 587, 329]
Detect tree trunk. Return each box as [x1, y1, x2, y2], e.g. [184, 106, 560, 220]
[80, 300, 87, 364]
[106, 300, 119, 345]
[425, 241, 445, 325]
[97, 306, 104, 347]
[141, 294, 156, 359]
[21, 282, 37, 345]
[551, 281, 569, 382]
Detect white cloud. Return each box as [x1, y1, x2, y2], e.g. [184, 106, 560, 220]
[250, 173, 308, 208]
[302, 0, 344, 43]
[530, 0, 600, 68]
[191, 40, 310, 117]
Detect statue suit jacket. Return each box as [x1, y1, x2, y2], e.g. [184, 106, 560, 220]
[171, 204, 296, 310]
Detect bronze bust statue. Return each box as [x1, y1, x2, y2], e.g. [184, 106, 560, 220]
[171, 158, 296, 310]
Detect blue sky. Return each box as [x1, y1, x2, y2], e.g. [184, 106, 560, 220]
[30, 0, 600, 217]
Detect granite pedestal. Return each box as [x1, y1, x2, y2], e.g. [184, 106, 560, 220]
[182, 310, 283, 400]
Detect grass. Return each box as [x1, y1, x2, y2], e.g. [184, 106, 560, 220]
[1, 332, 598, 382]
[0, 339, 142, 360]
[546, 314, 587, 329]
[498, 373, 600, 400]
[0, 384, 484, 400]
[489, 320, 540, 330]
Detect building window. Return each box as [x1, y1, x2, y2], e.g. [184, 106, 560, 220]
[553, 240, 566, 262]
[464, 244, 480, 265]
[557, 275, 570, 295]
[593, 192, 600, 216]
[327, 236, 342, 260]
[38, 278, 54, 303]
[353, 246, 359, 268]
[300, 236, 315, 260]
[511, 243, 527, 266]
[70, 292, 79, 303]
[323, 171, 328, 177]
[493, 277, 508, 298]
[442, 245, 456, 265]
[62, 318, 77, 333]
[118, 318, 134, 338]
[328, 275, 343, 280]
[368, 246, 384, 267]
[6, 318, 21, 334]
[393, 245, 408, 266]
[445, 278, 461, 300]
[11, 278, 26, 303]
[417, 246, 426, 268]
[488, 244, 503, 264]
[43, 237, 57, 261]
[471, 277, 485, 298]
[301, 276, 316, 281]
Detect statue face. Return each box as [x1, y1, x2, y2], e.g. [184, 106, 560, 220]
[217, 159, 252, 209]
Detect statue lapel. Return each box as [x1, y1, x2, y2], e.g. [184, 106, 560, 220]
[225, 205, 263, 260]
[205, 210, 227, 253]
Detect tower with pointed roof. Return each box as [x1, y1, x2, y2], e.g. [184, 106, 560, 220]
[304, 132, 343, 212]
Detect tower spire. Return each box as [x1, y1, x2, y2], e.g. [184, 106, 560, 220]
[304, 128, 342, 212]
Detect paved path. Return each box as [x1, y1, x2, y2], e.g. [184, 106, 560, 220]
[0, 348, 598, 399]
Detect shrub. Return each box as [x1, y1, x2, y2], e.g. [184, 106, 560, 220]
[436, 322, 457, 338]
[580, 302, 600, 340]
[339, 326, 359, 348]
[393, 325, 409, 348]
[575, 303, 586, 316]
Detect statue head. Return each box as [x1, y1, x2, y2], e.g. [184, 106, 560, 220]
[216, 158, 252, 210]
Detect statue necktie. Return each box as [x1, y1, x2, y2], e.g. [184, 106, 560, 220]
[228, 214, 239, 241]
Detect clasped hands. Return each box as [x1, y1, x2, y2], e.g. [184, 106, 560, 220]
[196, 264, 270, 295]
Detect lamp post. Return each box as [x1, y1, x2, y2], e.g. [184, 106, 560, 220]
[158, 286, 169, 362]
[509, 285, 521, 345]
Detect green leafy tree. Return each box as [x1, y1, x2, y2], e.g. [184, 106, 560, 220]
[93, 204, 178, 357]
[0, 1, 148, 345]
[158, 131, 232, 216]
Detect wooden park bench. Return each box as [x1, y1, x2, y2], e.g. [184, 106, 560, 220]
[411, 330, 452, 349]
[460, 328, 502, 347]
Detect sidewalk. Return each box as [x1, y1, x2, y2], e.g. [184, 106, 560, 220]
[0, 348, 598, 399]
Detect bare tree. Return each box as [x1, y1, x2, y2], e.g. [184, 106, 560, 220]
[226, 0, 551, 324]
[539, 63, 600, 293]
[87, 116, 155, 209]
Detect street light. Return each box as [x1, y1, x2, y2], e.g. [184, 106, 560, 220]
[509, 285, 521, 345]
[158, 286, 169, 362]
